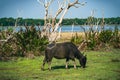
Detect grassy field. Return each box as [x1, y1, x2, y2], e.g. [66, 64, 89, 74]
[0, 49, 120, 80]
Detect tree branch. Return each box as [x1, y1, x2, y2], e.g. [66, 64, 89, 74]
[37, 0, 86, 42]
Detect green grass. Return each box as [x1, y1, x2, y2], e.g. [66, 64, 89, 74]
[0, 49, 120, 80]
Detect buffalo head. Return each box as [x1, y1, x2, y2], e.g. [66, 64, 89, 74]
[79, 55, 87, 68]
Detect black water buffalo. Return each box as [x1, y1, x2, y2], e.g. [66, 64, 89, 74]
[41, 42, 87, 70]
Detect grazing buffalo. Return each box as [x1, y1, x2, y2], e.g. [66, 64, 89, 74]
[41, 42, 87, 70]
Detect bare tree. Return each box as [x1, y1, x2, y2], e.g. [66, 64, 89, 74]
[37, 0, 86, 42]
[37, 0, 54, 27]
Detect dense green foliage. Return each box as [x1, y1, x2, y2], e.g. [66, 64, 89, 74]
[71, 32, 83, 45]
[99, 30, 113, 43]
[0, 50, 120, 80]
[14, 26, 48, 56]
[71, 17, 120, 50]
[71, 26, 120, 50]
[0, 26, 48, 59]
[0, 17, 120, 26]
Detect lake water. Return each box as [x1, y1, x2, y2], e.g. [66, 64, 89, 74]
[61, 25, 120, 32]
[0, 25, 120, 32]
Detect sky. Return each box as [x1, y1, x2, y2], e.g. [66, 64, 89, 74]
[0, 0, 120, 19]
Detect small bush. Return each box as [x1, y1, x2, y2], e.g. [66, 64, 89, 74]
[71, 33, 83, 45]
[99, 30, 113, 43]
[87, 31, 99, 50]
[111, 26, 120, 48]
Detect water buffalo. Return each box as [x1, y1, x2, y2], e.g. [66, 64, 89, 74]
[41, 42, 87, 70]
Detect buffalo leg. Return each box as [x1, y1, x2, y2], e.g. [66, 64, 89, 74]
[41, 58, 46, 70]
[72, 59, 76, 69]
[66, 58, 69, 69]
[48, 61, 52, 71]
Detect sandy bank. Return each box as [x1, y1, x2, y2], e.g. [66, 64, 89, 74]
[57, 32, 85, 42]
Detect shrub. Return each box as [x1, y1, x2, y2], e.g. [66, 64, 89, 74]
[71, 32, 83, 45]
[14, 26, 49, 56]
[86, 31, 98, 50]
[111, 26, 120, 48]
[0, 26, 49, 58]
[99, 30, 113, 43]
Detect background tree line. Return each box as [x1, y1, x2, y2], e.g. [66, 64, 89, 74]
[0, 17, 120, 26]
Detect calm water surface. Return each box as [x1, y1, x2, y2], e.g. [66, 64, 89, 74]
[0, 25, 120, 32]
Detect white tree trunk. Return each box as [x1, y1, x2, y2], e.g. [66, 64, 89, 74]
[37, 0, 86, 42]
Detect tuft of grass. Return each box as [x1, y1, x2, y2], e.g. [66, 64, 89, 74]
[0, 50, 120, 80]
